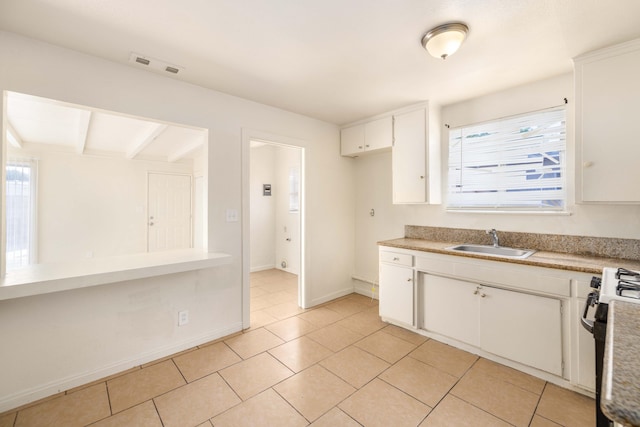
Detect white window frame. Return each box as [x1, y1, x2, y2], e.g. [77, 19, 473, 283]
[5, 158, 38, 269]
[447, 107, 566, 212]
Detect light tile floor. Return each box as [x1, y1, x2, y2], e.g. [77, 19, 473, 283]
[0, 269, 596, 427]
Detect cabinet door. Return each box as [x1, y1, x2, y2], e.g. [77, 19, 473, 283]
[480, 287, 563, 376]
[422, 274, 480, 346]
[379, 263, 414, 326]
[364, 117, 393, 151]
[392, 108, 427, 203]
[340, 124, 365, 156]
[577, 43, 640, 202]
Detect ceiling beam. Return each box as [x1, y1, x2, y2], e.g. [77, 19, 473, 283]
[167, 137, 205, 163]
[6, 121, 24, 148]
[126, 124, 168, 159]
[76, 110, 92, 154]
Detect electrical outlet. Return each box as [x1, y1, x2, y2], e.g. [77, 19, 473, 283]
[178, 310, 189, 326]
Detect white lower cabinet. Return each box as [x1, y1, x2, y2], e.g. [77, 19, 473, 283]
[422, 273, 563, 376]
[480, 285, 562, 376]
[423, 275, 479, 346]
[379, 262, 414, 326]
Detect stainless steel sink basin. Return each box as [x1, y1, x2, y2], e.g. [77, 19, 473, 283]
[446, 244, 536, 259]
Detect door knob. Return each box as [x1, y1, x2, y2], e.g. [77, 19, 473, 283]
[149, 222, 154, 226]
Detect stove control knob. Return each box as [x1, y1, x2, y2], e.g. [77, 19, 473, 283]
[590, 277, 602, 289]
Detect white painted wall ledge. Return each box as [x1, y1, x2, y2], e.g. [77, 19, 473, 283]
[0, 250, 232, 301]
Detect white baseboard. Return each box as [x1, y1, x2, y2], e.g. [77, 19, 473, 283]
[307, 287, 354, 308]
[0, 322, 243, 413]
[352, 276, 379, 300]
[250, 264, 275, 273]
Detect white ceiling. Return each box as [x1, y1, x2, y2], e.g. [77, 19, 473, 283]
[6, 92, 206, 162]
[1, 0, 640, 125]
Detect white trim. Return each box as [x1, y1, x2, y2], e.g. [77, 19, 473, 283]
[308, 287, 354, 307]
[352, 276, 379, 300]
[0, 321, 242, 413]
[446, 209, 572, 216]
[242, 128, 307, 329]
[250, 264, 276, 273]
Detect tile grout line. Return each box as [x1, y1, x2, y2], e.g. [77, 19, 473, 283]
[270, 387, 313, 424]
[528, 382, 550, 427]
[170, 358, 189, 384]
[414, 355, 495, 425]
[105, 380, 113, 419]
[151, 398, 166, 427]
[445, 358, 540, 427]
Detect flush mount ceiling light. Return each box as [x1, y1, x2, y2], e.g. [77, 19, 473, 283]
[421, 22, 469, 60]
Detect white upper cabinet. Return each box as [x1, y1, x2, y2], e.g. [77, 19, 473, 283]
[575, 38, 640, 203]
[340, 124, 365, 156]
[392, 104, 441, 204]
[365, 116, 393, 151]
[393, 108, 425, 203]
[340, 116, 392, 156]
[341, 102, 441, 204]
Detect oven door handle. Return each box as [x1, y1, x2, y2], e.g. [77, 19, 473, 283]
[581, 292, 596, 334]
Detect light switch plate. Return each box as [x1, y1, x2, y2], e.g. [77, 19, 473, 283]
[178, 310, 189, 326]
[226, 209, 239, 222]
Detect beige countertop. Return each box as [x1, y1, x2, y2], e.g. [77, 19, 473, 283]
[378, 237, 640, 274]
[602, 301, 640, 427]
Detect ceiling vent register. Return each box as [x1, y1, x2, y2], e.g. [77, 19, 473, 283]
[129, 52, 184, 75]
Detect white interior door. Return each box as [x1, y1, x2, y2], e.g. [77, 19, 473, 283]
[148, 173, 192, 252]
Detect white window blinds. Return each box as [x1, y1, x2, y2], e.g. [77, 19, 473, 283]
[448, 107, 566, 210]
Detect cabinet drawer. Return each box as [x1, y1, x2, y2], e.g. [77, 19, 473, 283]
[380, 251, 413, 267]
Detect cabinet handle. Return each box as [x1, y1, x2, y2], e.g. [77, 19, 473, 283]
[480, 292, 486, 298]
[420, 176, 424, 179]
[393, 257, 400, 261]
[365, 144, 370, 148]
[407, 278, 412, 282]
[358, 145, 363, 149]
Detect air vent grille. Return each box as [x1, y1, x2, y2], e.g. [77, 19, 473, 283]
[129, 52, 184, 76]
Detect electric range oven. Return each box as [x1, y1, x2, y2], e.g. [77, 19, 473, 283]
[581, 267, 640, 427]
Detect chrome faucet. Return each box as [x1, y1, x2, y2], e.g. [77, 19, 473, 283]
[486, 229, 500, 247]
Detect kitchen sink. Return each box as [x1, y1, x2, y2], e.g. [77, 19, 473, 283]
[446, 244, 536, 259]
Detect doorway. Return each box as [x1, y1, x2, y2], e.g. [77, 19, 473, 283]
[242, 130, 305, 329]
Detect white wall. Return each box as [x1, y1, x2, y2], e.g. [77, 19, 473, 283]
[353, 73, 640, 283]
[250, 144, 276, 271]
[8, 145, 193, 263]
[0, 31, 354, 411]
[249, 143, 301, 275]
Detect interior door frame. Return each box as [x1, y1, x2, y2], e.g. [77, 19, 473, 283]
[241, 129, 306, 329]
